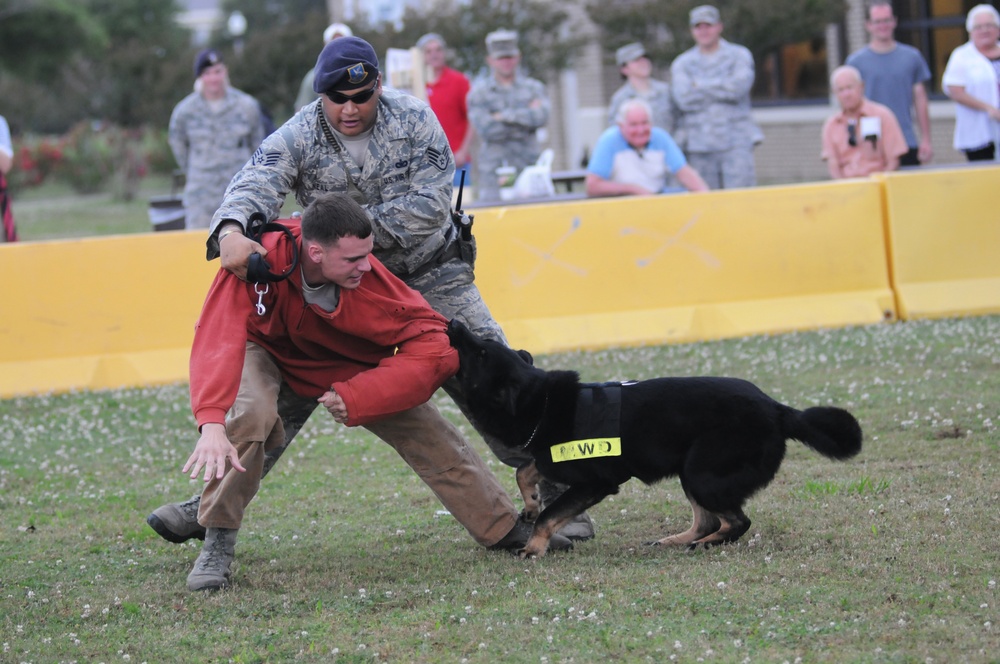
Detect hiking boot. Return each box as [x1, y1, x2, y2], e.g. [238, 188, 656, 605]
[488, 516, 573, 554]
[147, 494, 205, 543]
[186, 527, 238, 592]
[558, 512, 596, 541]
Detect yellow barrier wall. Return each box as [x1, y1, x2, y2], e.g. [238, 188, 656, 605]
[472, 181, 895, 353]
[880, 164, 1000, 320]
[0, 180, 895, 398]
[0, 232, 217, 397]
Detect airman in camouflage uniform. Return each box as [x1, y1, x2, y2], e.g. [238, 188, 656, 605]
[168, 49, 265, 229]
[670, 6, 763, 189]
[607, 42, 674, 133]
[147, 37, 591, 569]
[467, 29, 550, 202]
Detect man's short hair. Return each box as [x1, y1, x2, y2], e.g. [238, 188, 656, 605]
[865, 0, 893, 21]
[417, 32, 445, 50]
[301, 193, 374, 246]
[830, 64, 863, 89]
[967, 4, 1000, 32]
[615, 98, 653, 125]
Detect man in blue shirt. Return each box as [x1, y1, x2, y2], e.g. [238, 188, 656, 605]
[586, 99, 709, 197]
[846, 0, 933, 166]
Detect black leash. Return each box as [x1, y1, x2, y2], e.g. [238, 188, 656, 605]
[246, 212, 299, 283]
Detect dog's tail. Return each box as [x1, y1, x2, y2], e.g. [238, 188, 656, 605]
[784, 406, 862, 460]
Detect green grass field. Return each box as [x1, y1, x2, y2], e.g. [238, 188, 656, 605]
[2, 315, 998, 662]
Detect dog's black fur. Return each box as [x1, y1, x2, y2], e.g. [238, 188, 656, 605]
[446, 320, 863, 558]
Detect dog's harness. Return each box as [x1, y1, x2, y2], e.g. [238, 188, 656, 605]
[573, 382, 624, 440]
[524, 382, 630, 462]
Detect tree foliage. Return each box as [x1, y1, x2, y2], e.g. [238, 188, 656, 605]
[587, 0, 845, 66]
[0, 0, 107, 79]
[1, 0, 192, 133]
[217, 0, 332, 123]
[387, 0, 592, 81]
[1, 0, 845, 136]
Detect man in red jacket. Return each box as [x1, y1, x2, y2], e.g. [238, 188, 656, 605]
[182, 193, 568, 591]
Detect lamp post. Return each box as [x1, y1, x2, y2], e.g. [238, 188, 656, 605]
[228, 10, 247, 57]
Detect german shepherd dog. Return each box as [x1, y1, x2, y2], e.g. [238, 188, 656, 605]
[446, 320, 863, 559]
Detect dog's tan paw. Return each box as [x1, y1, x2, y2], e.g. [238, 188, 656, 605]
[653, 535, 694, 547]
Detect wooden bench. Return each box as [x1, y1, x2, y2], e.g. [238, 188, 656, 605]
[550, 168, 588, 193]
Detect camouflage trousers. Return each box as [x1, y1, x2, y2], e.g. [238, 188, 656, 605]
[198, 341, 519, 547]
[686, 146, 757, 190]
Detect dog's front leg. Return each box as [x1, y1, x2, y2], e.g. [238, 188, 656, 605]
[516, 461, 544, 522]
[521, 483, 617, 559]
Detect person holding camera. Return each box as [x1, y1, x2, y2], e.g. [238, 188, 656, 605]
[821, 65, 908, 180]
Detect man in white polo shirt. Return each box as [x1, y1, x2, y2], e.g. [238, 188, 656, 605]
[585, 98, 709, 197]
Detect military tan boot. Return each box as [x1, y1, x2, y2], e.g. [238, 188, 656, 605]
[147, 494, 206, 543]
[186, 527, 238, 592]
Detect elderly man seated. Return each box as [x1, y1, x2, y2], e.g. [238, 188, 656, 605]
[821, 65, 908, 179]
[586, 99, 709, 197]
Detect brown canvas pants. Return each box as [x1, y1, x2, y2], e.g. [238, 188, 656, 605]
[197, 342, 518, 547]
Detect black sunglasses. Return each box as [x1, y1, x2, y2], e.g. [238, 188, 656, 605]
[847, 121, 857, 147]
[327, 77, 380, 105]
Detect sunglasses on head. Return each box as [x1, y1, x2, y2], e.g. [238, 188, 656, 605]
[327, 77, 379, 105]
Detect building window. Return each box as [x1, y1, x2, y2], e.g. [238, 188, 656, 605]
[750, 0, 999, 102]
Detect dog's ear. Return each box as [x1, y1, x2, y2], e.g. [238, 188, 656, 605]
[517, 349, 534, 366]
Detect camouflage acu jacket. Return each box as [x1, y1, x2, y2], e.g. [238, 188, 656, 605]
[209, 88, 455, 277]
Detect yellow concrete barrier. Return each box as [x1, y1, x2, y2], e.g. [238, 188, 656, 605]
[880, 164, 1000, 320]
[472, 181, 895, 353]
[0, 231, 216, 397]
[0, 179, 896, 398]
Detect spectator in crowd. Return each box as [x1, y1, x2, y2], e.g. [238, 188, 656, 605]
[147, 36, 587, 573]
[607, 42, 674, 132]
[467, 29, 550, 202]
[295, 23, 353, 111]
[168, 49, 266, 229]
[942, 4, 1000, 161]
[586, 98, 708, 197]
[846, 0, 933, 166]
[0, 113, 17, 243]
[670, 5, 763, 189]
[821, 65, 908, 179]
[417, 33, 475, 186]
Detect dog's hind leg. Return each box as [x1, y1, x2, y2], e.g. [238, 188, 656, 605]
[649, 490, 720, 548]
[689, 508, 751, 549]
[522, 484, 615, 559]
[516, 461, 544, 522]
